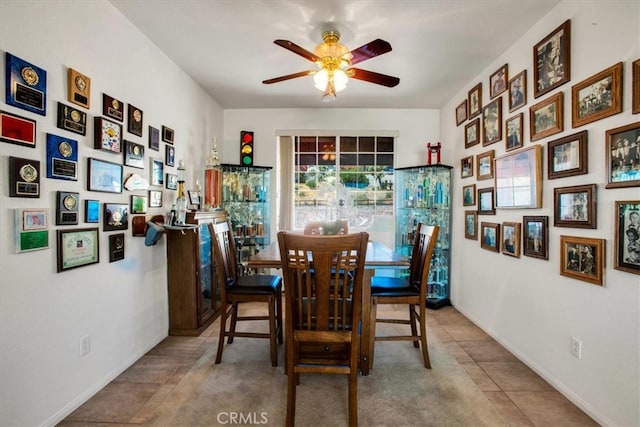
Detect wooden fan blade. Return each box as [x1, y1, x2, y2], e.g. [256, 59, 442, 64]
[349, 39, 392, 65]
[262, 70, 314, 84]
[274, 40, 320, 62]
[347, 68, 400, 87]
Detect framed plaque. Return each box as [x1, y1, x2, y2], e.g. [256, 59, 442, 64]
[109, 233, 125, 262]
[165, 144, 175, 166]
[1, 110, 36, 148]
[127, 104, 143, 137]
[85, 199, 100, 223]
[87, 157, 123, 193]
[149, 190, 163, 207]
[162, 125, 174, 144]
[57, 228, 100, 272]
[56, 102, 86, 136]
[149, 126, 160, 151]
[123, 140, 145, 169]
[151, 158, 164, 186]
[46, 133, 78, 181]
[5, 52, 47, 116]
[94, 116, 122, 153]
[9, 156, 40, 198]
[131, 194, 148, 214]
[68, 68, 91, 109]
[56, 191, 79, 225]
[103, 203, 129, 231]
[166, 173, 177, 190]
[14, 208, 49, 253]
[103, 93, 123, 121]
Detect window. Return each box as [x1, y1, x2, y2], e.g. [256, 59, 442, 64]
[293, 135, 394, 229]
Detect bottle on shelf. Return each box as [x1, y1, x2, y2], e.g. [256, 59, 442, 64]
[175, 160, 187, 225]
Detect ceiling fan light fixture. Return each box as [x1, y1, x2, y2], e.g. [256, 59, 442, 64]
[322, 81, 337, 102]
[313, 69, 329, 91]
[333, 69, 348, 92]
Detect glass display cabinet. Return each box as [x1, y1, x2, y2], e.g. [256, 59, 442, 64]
[395, 164, 452, 309]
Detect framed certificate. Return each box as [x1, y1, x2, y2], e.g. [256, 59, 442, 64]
[68, 68, 91, 109]
[14, 208, 49, 253]
[5, 52, 47, 116]
[87, 157, 123, 193]
[94, 116, 122, 154]
[46, 133, 78, 181]
[57, 228, 100, 272]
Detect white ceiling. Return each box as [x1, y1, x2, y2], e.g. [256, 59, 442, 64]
[110, 0, 561, 109]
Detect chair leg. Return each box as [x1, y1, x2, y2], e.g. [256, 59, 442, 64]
[348, 368, 358, 426]
[409, 304, 419, 348]
[268, 296, 278, 367]
[215, 301, 230, 364]
[369, 300, 378, 370]
[285, 367, 297, 427]
[418, 304, 431, 369]
[227, 302, 239, 344]
[276, 289, 284, 344]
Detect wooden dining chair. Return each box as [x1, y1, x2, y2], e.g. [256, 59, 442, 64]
[278, 231, 369, 427]
[369, 223, 439, 369]
[210, 221, 283, 367]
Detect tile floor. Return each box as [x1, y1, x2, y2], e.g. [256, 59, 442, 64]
[58, 305, 598, 426]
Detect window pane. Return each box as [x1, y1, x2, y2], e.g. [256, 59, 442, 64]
[359, 153, 374, 165]
[340, 153, 357, 165]
[341, 136, 357, 152]
[359, 137, 375, 152]
[298, 136, 316, 152]
[299, 154, 316, 166]
[377, 153, 394, 167]
[377, 137, 394, 152]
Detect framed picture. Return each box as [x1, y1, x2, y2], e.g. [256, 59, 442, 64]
[151, 158, 164, 186]
[14, 208, 49, 253]
[508, 70, 527, 112]
[109, 233, 125, 263]
[93, 116, 122, 154]
[149, 190, 163, 208]
[482, 97, 502, 145]
[165, 144, 175, 167]
[188, 190, 201, 210]
[5, 52, 47, 116]
[9, 156, 40, 198]
[0, 110, 36, 148]
[476, 149, 495, 180]
[166, 173, 178, 190]
[560, 235, 605, 286]
[127, 104, 143, 137]
[68, 68, 91, 109]
[131, 194, 148, 214]
[103, 93, 124, 122]
[523, 216, 549, 260]
[123, 140, 145, 169]
[490, 63, 508, 99]
[480, 222, 500, 252]
[547, 130, 588, 179]
[572, 62, 623, 128]
[501, 222, 521, 258]
[456, 100, 467, 126]
[85, 199, 100, 223]
[87, 157, 123, 193]
[614, 200, 640, 274]
[103, 203, 129, 231]
[494, 145, 542, 209]
[467, 83, 482, 119]
[461, 156, 474, 178]
[465, 118, 480, 148]
[633, 59, 640, 114]
[57, 228, 100, 272]
[477, 187, 495, 215]
[605, 122, 640, 188]
[464, 210, 478, 240]
[162, 125, 174, 144]
[534, 19, 571, 98]
[530, 92, 563, 141]
[149, 126, 160, 151]
[554, 184, 597, 229]
[505, 113, 524, 151]
[463, 184, 476, 206]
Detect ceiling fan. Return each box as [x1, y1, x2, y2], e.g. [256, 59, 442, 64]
[262, 30, 400, 102]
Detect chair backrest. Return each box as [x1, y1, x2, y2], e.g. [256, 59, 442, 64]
[278, 232, 368, 333]
[408, 224, 440, 298]
[303, 219, 349, 235]
[210, 221, 239, 293]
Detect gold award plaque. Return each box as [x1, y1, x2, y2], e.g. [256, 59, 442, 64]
[68, 68, 91, 109]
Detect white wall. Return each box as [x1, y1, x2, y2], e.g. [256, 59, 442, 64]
[441, 2, 639, 426]
[0, 1, 222, 425]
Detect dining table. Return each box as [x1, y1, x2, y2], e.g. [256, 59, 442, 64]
[247, 238, 410, 375]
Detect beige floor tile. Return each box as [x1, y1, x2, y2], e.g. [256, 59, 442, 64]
[442, 341, 474, 363]
[478, 362, 554, 392]
[459, 340, 520, 363]
[484, 391, 534, 426]
[460, 362, 501, 391]
[113, 355, 182, 384]
[441, 323, 492, 341]
[429, 306, 474, 326]
[128, 384, 176, 424]
[506, 391, 599, 426]
[429, 323, 455, 342]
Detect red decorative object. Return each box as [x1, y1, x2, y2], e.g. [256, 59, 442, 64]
[427, 142, 441, 165]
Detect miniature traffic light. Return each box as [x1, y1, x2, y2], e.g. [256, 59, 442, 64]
[240, 131, 254, 166]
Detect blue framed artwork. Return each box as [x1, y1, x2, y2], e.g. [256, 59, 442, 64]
[46, 133, 78, 181]
[85, 200, 100, 223]
[5, 52, 47, 116]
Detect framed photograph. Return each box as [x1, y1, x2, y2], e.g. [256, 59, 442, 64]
[123, 140, 145, 169]
[554, 184, 597, 229]
[477, 187, 495, 215]
[465, 210, 478, 240]
[14, 208, 49, 253]
[465, 118, 480, 148]
[162, 125, 174, 144]
[85, 199, 100, 223]
[9, 156, 40, 198]
[57, 102, 87, 136]
[614, 200, 640, 274]
[463, 184, 476, 206]
[5, 52, 47, 116]
[87, 157, 123, 193]
[103, 203, 129, 231]
[547, 130, 588, 179]
[166, 173, 178, 190]
[505, 113, 524, 151]
[467, 83, 482, 119]
[480, 222, 500, 252]
[633, 59, 640, 114]
[494, 145, 543, 209]
[461, 155, 474, 179]
[530, 92, 563, 141]
[188, 190, 201, 210]
[68, 68, 91, 109]
[165, 144, 175, 167]
[501, 222, 521, 258]
[1, 110, 36, 148]
[127, 104, 143, 137]
[149, 190, 163, 208]
[508, 70, 527, 112]
[476, 149, 495, 180]
[490, 64, 508, 99]
[151, 158, 164, 186]
[534, 19, 571, 98]
[131, 194, 148, 214]
[109, 233, 125, 263]
[56, 191, 79, 226]
[560, 235, 605, 286]
[57, 228, 100, 272]
[523, 216, 549, 260]
[605, 122, 640, 188]
[456, 100, 467, 126]
[572, 62, 623, 128]
[482, 97, 502, 146]
[94, 116, 122, 153]
[103, 93, 124, 122]
[149, 126, 160, 151]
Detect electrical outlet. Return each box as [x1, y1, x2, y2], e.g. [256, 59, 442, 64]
[570, 336, 582, 359]
[80, 335, 91, 357]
